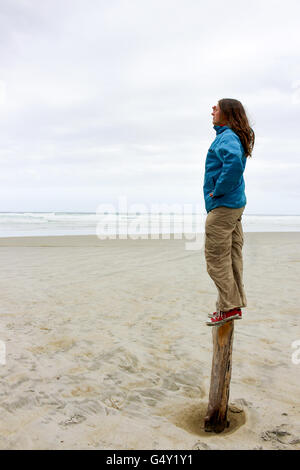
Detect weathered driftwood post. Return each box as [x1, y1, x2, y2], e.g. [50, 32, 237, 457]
[204, 320, 234, 433]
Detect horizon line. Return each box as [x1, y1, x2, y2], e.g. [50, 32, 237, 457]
[0, 211, 300, 217]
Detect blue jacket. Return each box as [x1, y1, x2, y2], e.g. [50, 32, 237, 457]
[203, 125, 247, 213]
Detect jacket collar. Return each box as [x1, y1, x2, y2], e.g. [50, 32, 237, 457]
[214, 125, 230, 135]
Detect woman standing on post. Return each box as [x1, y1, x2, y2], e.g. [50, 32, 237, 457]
[203, 98, 255, 326]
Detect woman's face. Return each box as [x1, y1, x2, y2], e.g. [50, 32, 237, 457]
[212, 103, 225, 125]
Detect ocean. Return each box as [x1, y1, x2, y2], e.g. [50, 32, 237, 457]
[0, 212, 299, 238]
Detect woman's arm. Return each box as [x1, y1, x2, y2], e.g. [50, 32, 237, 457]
[212, 134, 244, 198]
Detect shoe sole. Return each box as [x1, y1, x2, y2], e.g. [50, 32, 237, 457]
[207, 314, 242, 319]
[206, 314, 241, 326]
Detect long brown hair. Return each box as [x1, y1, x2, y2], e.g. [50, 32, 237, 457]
[219, 98, 255, 158]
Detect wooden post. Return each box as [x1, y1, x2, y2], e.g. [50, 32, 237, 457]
[204, 320, 234, 433]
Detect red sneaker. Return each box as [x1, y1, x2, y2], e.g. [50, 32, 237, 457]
[206, 308, 242, 326]
[208, 308, 242, 319]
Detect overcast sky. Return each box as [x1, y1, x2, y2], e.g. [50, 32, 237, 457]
[0, 0, 299, 214]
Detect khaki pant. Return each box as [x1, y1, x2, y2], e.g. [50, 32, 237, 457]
[204, 205, 247, 313]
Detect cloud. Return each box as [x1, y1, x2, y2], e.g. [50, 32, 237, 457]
[0, 0, 299, 212]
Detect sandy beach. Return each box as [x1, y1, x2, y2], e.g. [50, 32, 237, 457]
[0, 232, 299, 450]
